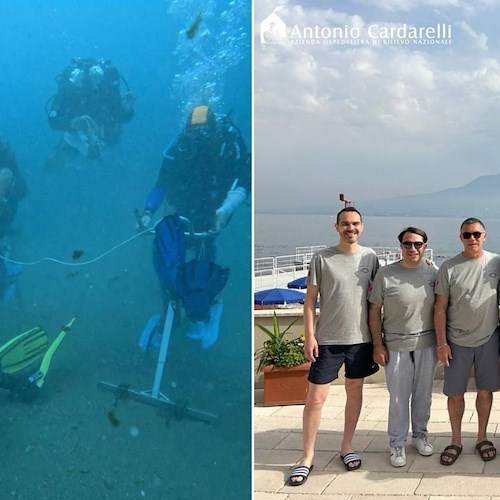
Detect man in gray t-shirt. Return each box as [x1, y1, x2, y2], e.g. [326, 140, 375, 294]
[369, 227, 438, 468]
[434, 217, 500, 466]
[287, 207, 379, 487]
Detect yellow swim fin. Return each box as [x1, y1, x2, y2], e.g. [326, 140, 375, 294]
[32, 317, 76, 388]
[0, 327, 48, 374]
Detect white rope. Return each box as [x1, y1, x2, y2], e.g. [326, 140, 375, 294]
[0, 216, 216, 268]
[0, 227, 152, 267]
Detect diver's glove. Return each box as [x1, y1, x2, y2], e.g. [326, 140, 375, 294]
[136, 209, 152, 231]
[215, 187, 246, 232]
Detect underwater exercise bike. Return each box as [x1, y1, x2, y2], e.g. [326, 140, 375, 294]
[99, 215, 228, 423]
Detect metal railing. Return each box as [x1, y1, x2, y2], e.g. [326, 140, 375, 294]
[254, 245, 325, 290]
[373, 247, 434, 266]
[254, 245, 325, 278]
[254, 245, 435, 290]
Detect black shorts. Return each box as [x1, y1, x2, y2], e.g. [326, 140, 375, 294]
[308, 342, 379, 385]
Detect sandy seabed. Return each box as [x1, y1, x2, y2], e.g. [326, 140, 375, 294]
[0, 255, 251, 500]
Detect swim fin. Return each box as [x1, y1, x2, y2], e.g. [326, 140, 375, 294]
[0, 327, 48, 374]
[153, 214, 187, 298]
[138, 313, 161, 352]
[176, 260, 229, 322]
[31, 317, 76, 388]
[186, 301, 223, 349]
[0, 318, 75, 400]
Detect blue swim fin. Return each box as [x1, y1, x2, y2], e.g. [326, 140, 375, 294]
[153, 215, 186, 298]
[186, 301, 223, 349]
[138, 313, 161, 352]
[176, 260, 229, 322]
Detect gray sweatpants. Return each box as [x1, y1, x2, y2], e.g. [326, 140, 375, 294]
[385, 346, 438, 448]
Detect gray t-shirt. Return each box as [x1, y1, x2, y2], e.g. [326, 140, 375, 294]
[369, 260, 438, 351]
[308, 245, 379, 345]
[435, 250, 500, 347]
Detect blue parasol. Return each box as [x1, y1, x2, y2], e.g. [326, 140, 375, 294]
[254, 287, 306, 305]
[287, 276, 308, 289]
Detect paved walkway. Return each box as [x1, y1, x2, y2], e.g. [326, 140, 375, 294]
[254, 380, 500, 499]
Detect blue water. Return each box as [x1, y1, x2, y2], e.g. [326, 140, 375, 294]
[0, 2, 251, 498]
[255, 213, 500, 262]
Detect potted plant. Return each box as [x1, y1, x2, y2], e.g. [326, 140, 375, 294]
[255, 312, 311, 406]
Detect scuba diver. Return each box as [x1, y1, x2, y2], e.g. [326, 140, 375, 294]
[0, 135, 27, 304]
[137, 105, 251, 350]
[0, 135, 27, 241]
[138, 105, 250, 256]
[45, 57, 135, 166]
[0, 318, 75, 402]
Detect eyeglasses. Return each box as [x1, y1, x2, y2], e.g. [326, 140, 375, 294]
[461, 231, 484, 240]
[401, 241, 424, 249]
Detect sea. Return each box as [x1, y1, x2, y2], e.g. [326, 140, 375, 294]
[255, 213, 500, 264]
[0, 2, 251, 498]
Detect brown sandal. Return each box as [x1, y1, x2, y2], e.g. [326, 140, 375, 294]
[440, 444, 462, 466]
[476, 440, 497, 462]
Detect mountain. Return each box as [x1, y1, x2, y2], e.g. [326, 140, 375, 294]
[357, 174, 500, 217]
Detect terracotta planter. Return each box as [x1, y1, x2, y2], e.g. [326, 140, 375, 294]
[261, 362, 311, 406]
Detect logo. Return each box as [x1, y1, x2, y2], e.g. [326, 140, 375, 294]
[260, 9, 287, 44]
[259, 8, 452, 47]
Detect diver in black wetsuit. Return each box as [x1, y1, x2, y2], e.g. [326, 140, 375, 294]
[138, 105, 250, 261]
[137, 106, 251, 350]
[0, 135, 26, 304]
[0, 136, 26, 242]
[46, 57, 135, 162]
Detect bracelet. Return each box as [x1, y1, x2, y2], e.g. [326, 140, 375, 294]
[437, 343, 448, 349]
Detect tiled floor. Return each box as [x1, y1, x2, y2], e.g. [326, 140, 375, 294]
[254, 380, 500, 499]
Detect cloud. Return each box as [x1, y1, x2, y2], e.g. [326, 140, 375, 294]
[456, 20, 488, 50]
[352, 0, 500, 14]
[255, 2, 500, 210]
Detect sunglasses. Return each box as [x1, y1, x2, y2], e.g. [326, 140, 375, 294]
[461, 231, 484, 239]
[401, 241, 424, 249]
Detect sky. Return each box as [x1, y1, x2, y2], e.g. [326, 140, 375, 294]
[254, 0, 500, 212]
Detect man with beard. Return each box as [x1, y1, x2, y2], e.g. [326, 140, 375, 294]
[287, 207, 380, 486]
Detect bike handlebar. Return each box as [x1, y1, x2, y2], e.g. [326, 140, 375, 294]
[134, 210, 218, 239]
[178, 216, 218, 239]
